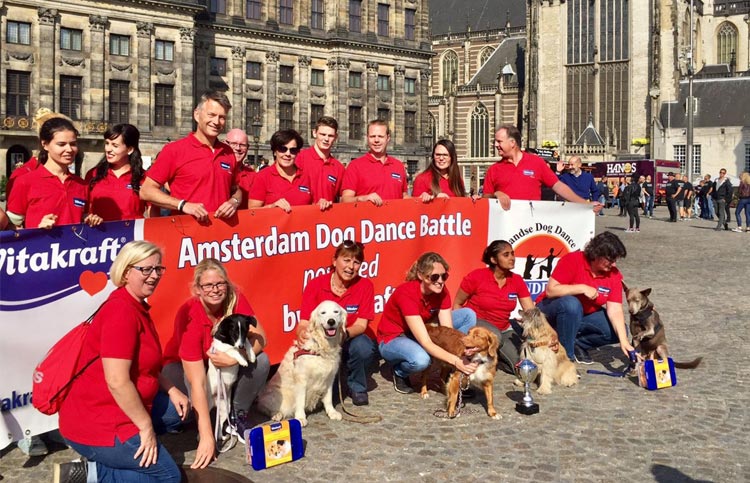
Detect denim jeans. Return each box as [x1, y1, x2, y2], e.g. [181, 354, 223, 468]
[378, 308, 477, 378]
[343, 334, 379, 393]
[65, 434, 181, 483]
[736, 198, 750, 227]
[644, 195, 654, 216]
[536, 296, 618, 360]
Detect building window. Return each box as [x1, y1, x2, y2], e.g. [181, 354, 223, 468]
[311, 104, 325, 126]
[442, 50, 458, 95]
[209, 0, 226, 14]
[6, 21, 31, 45]
[673, 145, 686, 172]
[279, 102, 294, 130]
[110, 34, 130, 57]
[311, 69, 325, 87]
[61, 28, 83, 51]
[311, 0, 325, 30]
[349, 106, 362, 140]
[377, 4, 389, 36]
[349, 72, 362, 88]
[745, 144, 750, 172]
[470, 103, 490, 158]
[405, 8, 416, 41]
[246, 61, 262, 80]
[246, 0, 261, 20]
[155, 84, 174, 126]
[377, 75, 390, 91]
[717, 22, 738, 65]
[407, 160, 419, 178]
[279, 0, 294, 25]
[6, 71, 30, 116]
[246, 99, 262, 131]
[692, 145, 701, 175]
[404, 111, 416, 143]
[210, 57, 227, 76]
[109, 80, 129, 124]
[60, 76, 82, 120]
[349, 0, 362, 33]
[405, 77, 416, 95]
[674, 145, 702, 175]
[479, 47, 493, 67]
[155, 40, 174, 61]
[280, 65, 294, 83]
[377, 108, 390, 122]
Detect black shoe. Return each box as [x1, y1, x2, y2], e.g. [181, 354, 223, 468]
[393, 374, 414, 394]
[53, 460, 88, 483]
[229, 409, 251, 444]
[573, 346, 594, 365]
[350, 391, 369, 406]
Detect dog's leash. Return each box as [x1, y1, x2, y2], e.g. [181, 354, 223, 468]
[336, 368, 382, 424]
[586, 351, 638, 378]
[213, 367, 237, 453]
[432, 373, 479, 419]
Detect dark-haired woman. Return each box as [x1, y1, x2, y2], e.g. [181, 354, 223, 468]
[247, 129, 313, 212]
[86, 124, 147, 221]
[535, 231, 634, 364]
[412, 140, 467, 202]
[298, 241, 377, 406]
[453, 240, 535, 374]
[6, 118, 102, 229]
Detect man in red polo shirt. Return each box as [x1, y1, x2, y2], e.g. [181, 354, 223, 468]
[483, 125, 601, 212]
[341, 120, 408, 206]
[140, 91, 242, 222]
[295, 116, 344, 210]
[225, 128, 255, 210]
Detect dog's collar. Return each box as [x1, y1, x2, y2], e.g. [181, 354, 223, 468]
[527, 334, 561, 353]
[293, 348, 320, 360]
[632, 305, 654, 323]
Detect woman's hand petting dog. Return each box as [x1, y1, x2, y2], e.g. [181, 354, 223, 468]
[456, 354, 478, 375]
[206, 348, 244, 368]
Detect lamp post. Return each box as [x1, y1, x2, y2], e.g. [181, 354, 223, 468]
[422, 132, 433, 167]
[251, 115, 262, 167]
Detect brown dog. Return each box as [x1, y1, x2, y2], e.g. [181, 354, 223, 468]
[623, 283, 702, 369]
[418, 325, 501, 419]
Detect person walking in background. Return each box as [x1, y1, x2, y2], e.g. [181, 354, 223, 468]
[680, 174, 695, 220]
[642, 174, 654, 218]
[622, 175, 642, 232]
[596, 176, 609, 216]
[664, 172, 681, 222]
[732, 172, 750, 233]
[713, 169, 732, 231]
[701, 174, 716, 220]
[617, 177, 627, 216]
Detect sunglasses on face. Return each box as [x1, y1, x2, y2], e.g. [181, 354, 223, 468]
[276, 146, 301, 155]
[429, 272, 449, 283]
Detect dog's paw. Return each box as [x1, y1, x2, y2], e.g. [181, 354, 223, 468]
[271, 412, 283, 422]
[247, 351, 256, 364]
[537, 386, 552, 395]
[298, 416, 308, 427]
[327, 410, 342, 421]
[513, 378, 524, 387]
[489, 412, 502, 420]
[420, 391, 430, 400]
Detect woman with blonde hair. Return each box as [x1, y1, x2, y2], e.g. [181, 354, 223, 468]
[376, 252, 478, 394]
[732, 171, 750, 232]
[161, 258, 269, 468]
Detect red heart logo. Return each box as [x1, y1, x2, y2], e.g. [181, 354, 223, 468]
[79, 270, 108, 296]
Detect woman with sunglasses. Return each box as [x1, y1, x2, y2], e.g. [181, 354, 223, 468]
[297, 240, 378, 406]
[247, 129, 313, 213]
[535, 231, 633, 365]
[412, 139, 467, 202]
[160, 258, 269, 468]
[377, 252, 478, 395]
[453, 240, 535, 374]
[56, 241, 185, 482]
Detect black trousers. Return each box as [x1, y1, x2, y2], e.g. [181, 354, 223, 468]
[626, 204, 640, 228]
[666, 197, 678, 221]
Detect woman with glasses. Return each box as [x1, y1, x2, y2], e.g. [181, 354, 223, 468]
[453, 240, 535, 374]
[377, 252, 478, 395]
[535, 231, 633, 365]
[412, 140, 467, 202]
[247, 129, 313, 212]
[56, 241, 185, 482]
[161, 258, 269, 468]
[298, 240, 378, 406]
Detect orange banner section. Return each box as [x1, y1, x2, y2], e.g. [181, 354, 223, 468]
[144, 198, 490, 363]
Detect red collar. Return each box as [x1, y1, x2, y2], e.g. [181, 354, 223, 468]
[293, 347, 320, 359]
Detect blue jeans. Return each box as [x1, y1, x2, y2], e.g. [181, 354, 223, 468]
[65, 434, 181, 483]
[343, 334, 379, 393]
[644, 195, 654, 216]
[536, 296, 618, 360]
[736, 198, 750, 227]
[379, 308, 477, 378]
[598, 195, 607, 215]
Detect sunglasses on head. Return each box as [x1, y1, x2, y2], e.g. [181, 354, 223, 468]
[341, 240, 364, 249]
[429, 272, 449, 283]
[277, 146, 301, 155]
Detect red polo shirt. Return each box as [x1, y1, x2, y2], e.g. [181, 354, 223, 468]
[376, 280, 451, 344]
[295, 147, 345, 202]
[162, 293, 255, 364]
[247, 165, 313, 206]
[300, 272, 375, 330]
[59, 287, 162, 446]
[536, 251, 623, 315]
[7, 164, 88, 228]
[482, 152, 559, 200]
[236, 165, 257, 210]
[146, 133, 238, 213]
[85, 168, 145, 221]
[342, 153, 407, 200]
[6, 156, 39, 199]
[459, 268, 530, 330]
[411, 171, 462, 198]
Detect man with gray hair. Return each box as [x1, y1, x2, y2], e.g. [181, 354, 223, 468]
[141, 91, 242, 222]
[555, 156, 600, 202]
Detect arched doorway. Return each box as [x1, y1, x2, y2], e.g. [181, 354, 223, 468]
[5, 144, 31, 177]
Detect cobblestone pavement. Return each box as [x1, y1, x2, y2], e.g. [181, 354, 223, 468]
[2, 206, 748, 482]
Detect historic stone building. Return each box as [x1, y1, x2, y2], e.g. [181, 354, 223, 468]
[428, 0, 526, 193]
[1, 0, 432, 182]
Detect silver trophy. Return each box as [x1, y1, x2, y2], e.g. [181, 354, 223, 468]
[515, 359, 540, 415]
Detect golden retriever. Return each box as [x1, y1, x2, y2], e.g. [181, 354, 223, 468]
[517, 308, 578, 394]
[256, 300, 345, 426]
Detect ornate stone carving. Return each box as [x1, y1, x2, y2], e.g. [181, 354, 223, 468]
[265, 51, 279, 63]
[179, 27, 196, 42]
[327, 57, 349, 70]
[110, 62, 132, 72]
[5, 51, 34, 64]
[232, 46, 245, 59]
[156, 66, 175, 75]
[298, 55, 311, 67]
[60, 56, 85, 67]
[38, 7, 58, 25]
[136, 21, 154, 38]
[420, 68, 431, 80]
[394, 64, 406, 77]
[248, 84, 263, 92]
[279, 87, 295, 96]
[366, 61, 379, 72]
[89, 15, 108, 32]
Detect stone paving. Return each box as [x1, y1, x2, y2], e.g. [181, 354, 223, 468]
[2, 206, 748, 482]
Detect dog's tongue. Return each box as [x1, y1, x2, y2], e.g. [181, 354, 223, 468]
[325, 328, 337, 337]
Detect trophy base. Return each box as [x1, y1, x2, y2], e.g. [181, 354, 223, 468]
[515, 402, 539, 415]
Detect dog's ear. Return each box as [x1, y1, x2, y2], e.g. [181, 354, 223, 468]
[488, 331, 500, 356]
[641, 288, 651, 297]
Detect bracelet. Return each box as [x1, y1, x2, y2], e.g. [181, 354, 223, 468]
[177, 199, 186, 212]
[230, 197, 240, 205]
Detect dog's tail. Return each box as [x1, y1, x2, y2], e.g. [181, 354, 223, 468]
[673, 357, 703, 369]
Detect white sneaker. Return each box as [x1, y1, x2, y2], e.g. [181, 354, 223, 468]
[731, 227, 743, 233]
[17, 436, 48, 456]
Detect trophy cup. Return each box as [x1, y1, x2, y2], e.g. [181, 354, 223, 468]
[515, 359, 540, 415]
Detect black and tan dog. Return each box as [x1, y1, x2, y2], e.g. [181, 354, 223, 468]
[623, 283, 702, 369]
